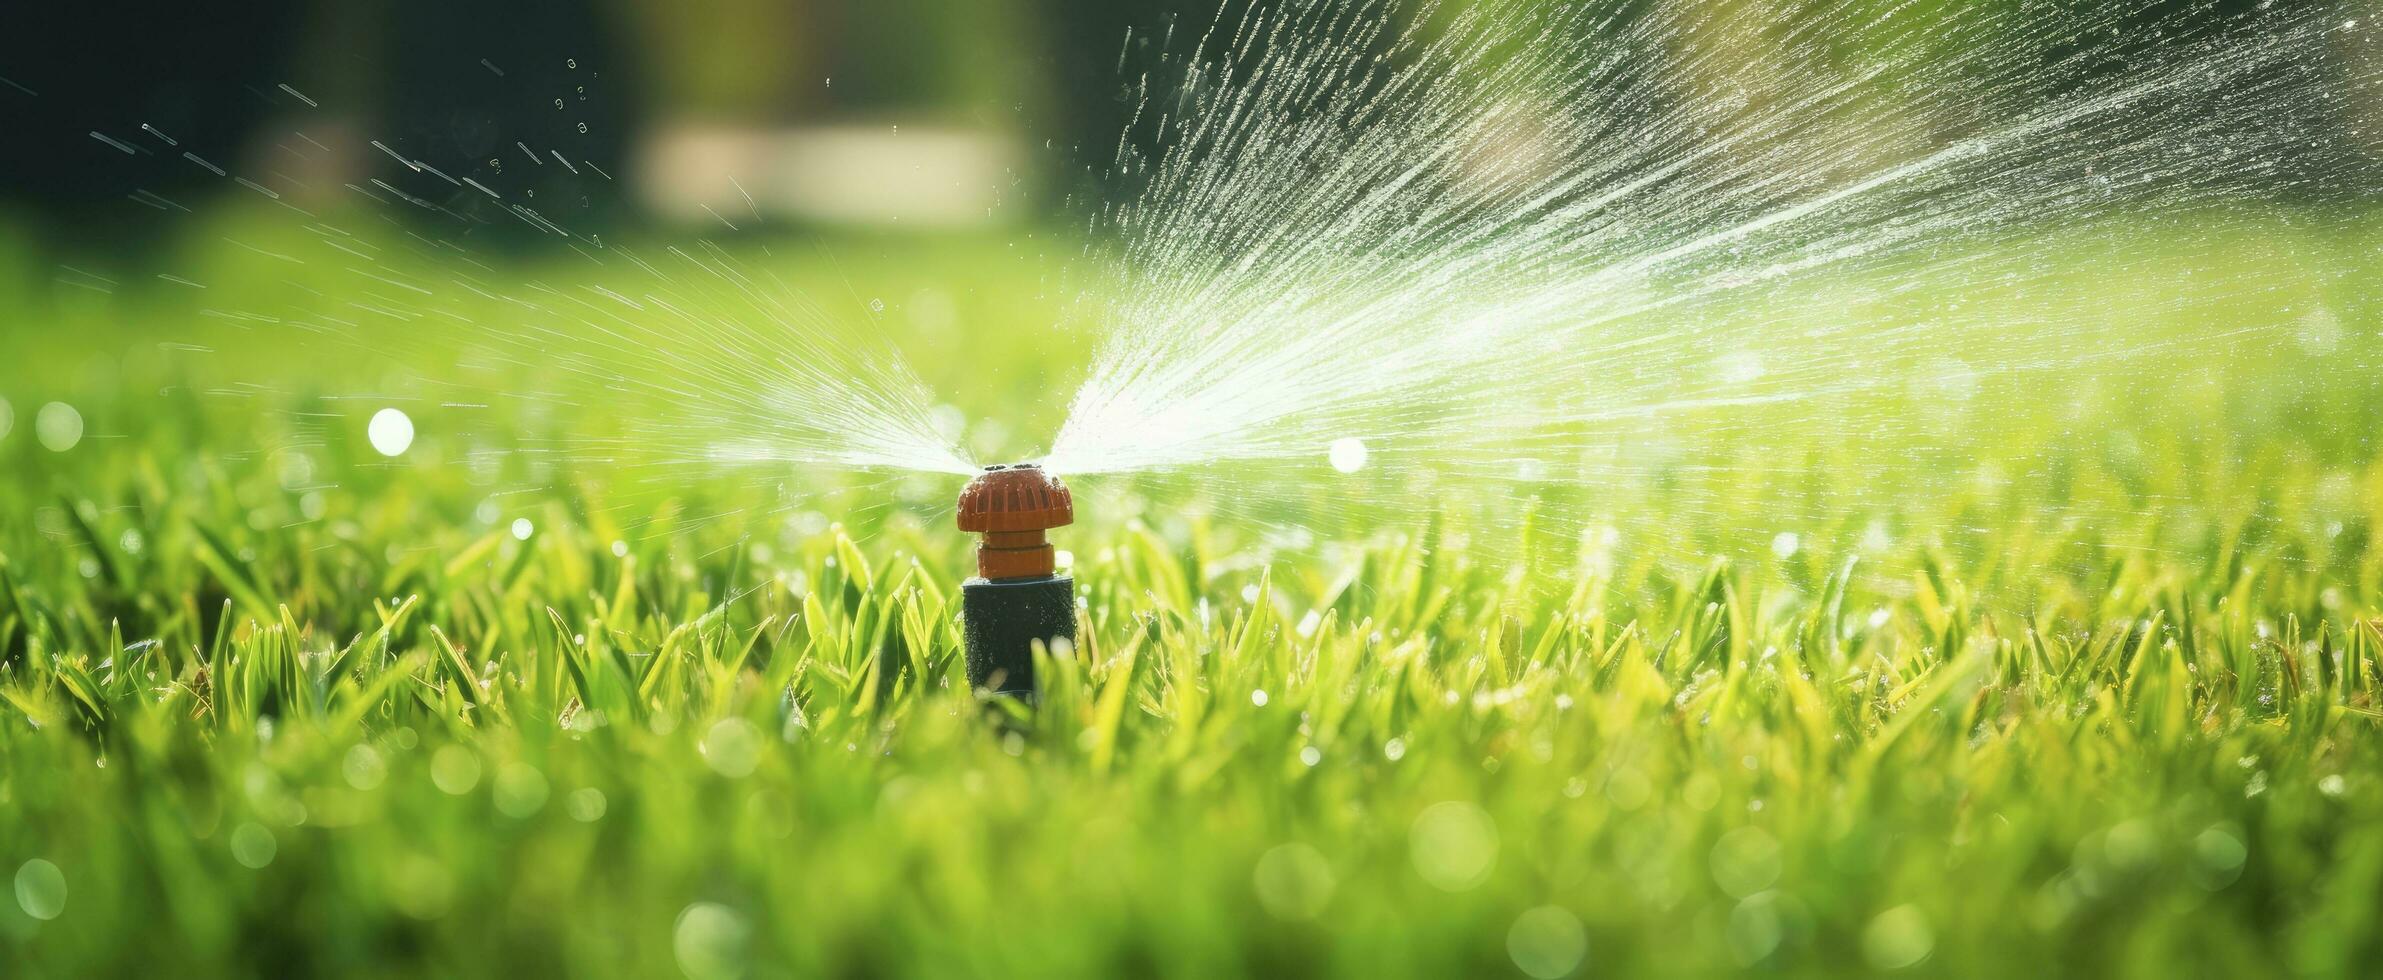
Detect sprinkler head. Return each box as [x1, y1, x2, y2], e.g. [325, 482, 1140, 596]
[956, 463, 1077, 699]
[956, 463, 1073, 581]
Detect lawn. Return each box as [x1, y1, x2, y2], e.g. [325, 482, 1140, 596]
[2, 213, 2381, 978]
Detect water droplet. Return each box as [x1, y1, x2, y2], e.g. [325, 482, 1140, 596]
[367, 407, 414, 457]
[1328, 437, 1368, 473]
[511, 518, 534, 540]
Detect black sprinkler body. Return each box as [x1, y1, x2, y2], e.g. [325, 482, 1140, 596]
[956, 464, 1076, 697]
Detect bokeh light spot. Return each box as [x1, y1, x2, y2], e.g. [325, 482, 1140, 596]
[35, 402, 82, 452]
[1507, 905, 1589, 978]
[367, 407, 415, 457]
[1410, 800, 1499, 891]
[674, 902, 751, 980]
[14, 859, 66, 921]
[230, 822, 278, 869]
[1251, 843, 1336, 921]
[1863, 904, 1935, 970]
[1328, 437, 1369, 473]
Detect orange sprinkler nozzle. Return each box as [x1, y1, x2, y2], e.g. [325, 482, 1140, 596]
[956, 463, 1073, 580]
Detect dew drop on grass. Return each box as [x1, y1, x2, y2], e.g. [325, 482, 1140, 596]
[511, 518, 534, 541]
[13, 859, 65, 921]
[34, 401, 81, 452]
[367, 407, 414, 457]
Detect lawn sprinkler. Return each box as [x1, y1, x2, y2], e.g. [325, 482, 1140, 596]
[956, 463, 1076, 698]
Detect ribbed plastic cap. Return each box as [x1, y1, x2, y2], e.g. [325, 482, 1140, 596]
[957, 464, 1072, 580]
[956, 464, 1073, 533]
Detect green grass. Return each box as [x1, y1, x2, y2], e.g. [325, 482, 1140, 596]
[2, 216, 2382, 978]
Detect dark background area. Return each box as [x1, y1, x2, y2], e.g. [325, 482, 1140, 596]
[0, 0, 2374, 256]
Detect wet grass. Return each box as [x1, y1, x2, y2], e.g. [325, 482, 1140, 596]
[2, 223, 2382, 978]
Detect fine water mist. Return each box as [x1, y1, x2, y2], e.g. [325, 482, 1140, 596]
[1042, 0, 2378, 552]
[16, 0, 2380, 560]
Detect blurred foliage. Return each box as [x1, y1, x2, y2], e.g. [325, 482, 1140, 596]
[5, 0, 2377, 238]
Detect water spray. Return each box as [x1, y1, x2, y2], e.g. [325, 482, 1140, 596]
[956, 463, 1077, 698]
